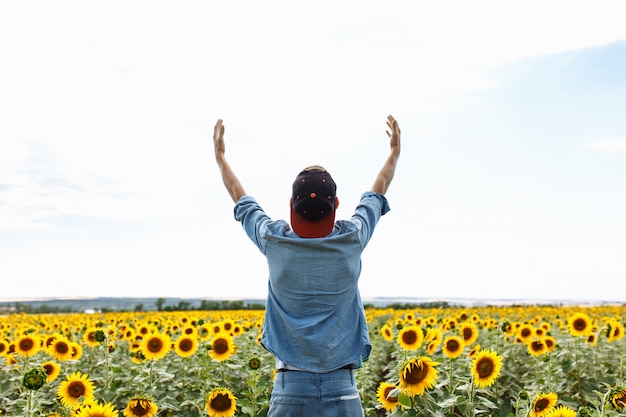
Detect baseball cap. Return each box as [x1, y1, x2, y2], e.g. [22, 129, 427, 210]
[290, 167, 337, 238]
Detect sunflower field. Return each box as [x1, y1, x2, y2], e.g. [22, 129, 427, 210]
[1, 304, 625, 417]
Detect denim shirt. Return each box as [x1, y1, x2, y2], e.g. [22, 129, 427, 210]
[234, 191, 390, 372]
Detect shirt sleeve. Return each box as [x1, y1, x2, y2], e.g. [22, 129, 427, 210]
[233, 196, 271, 253]
[351, 191, 390, 248]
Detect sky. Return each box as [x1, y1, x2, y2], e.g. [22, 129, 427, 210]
[1, 1, 625, 303]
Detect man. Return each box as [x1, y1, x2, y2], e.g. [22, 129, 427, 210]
[213, 115, 401, 417]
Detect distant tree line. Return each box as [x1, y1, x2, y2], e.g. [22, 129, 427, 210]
[152, 298, 266, 312]
[3, 299, 460, 315]
[7, 303, 77, 314]
[364, 301, 455, 309]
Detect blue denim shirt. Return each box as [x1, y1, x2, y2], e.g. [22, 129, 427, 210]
[234, 191, 390, 372]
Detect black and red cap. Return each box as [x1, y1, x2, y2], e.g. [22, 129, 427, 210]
[290, 168, 337, 238]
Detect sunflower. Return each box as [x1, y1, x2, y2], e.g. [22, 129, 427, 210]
[376, 381, 402, 412]
[585, 333, 598, 346]
[0, 339, 9, 357]
[607, 320, 624, 343]
[459, 322, 479, 346]
[83, 327, 102, 348]
[567, 312, 592, 337]
[209, 333, 236, 362]
[527, 339, 547, 356]
[545, 405, 576, 417]
[397, 326, 423, 351]
[58, 372, 95, 409]
[231, 324, 243, 337]
[205, 387, 237, 417]
[74, 400, 119, 417]
[174, 335, 198, 358]
[530, 392, 558, 417]
[471, 349, 503, 388]
[5, 353, 18, 366]
[23, 368, 47, 390]
[14, 335, 40, 357]
[70, 342, 83, 361]
[209, 323, 223, 336]
[49, 336, 73, 361]
[543, 335, 556, 352]
[468, 343, 481, 359]
[42, 361, 61, 382]
[501, 321, 516, 337]
[219, 320, 236, 335]
[198, 324, 212, 341]
[425, 327, 442, 344]
[610, 386, 626, 411]
[141, 333, 171, 361]
[247, 356, 261, 370]
[135, 322, 158, 338]
[517, 324, 535, 344]
[380, 324, 394, 342]
[42, 333, 59, 349]
[442, 335, 464, 359]
[427, 340, 440, 355]
[398, 356, 439, 396]
[123, 395, 158, 417]
[180, 325, 198, 337]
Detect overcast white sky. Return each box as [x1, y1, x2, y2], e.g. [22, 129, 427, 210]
[1, 1, 625, 303]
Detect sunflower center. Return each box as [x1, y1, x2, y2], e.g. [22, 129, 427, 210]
[147, 338, 163, 353]
[20, 338, 35, 351]
[476, 358, 494, 378]
[573, 318, 587, 331]
[405, 361, 428, 384]
[130, 400, 151, 416]
[462, 328, 473, 341]
[447, 339, 461, 352]
[211, 393, 232, 411]
[179, 339, 193, 352]
[402, 330, 418, 345]
[384, 387, 398, 403]
[56, 342, 69, 354]
[535, 398, 549, 411]
[68, 381, 86, 398]
[213, 339, 228, 354]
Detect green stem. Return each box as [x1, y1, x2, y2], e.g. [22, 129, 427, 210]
[104, 338, 112, 392]
[447, 357, 454, 394]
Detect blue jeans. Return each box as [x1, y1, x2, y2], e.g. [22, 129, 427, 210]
[269, 368, 364, 417]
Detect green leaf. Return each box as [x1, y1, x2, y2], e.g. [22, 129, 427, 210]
[399, 392, 412, 408]
[437, 396, 460, 408]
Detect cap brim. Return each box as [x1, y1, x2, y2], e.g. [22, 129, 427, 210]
[290, 209, 335, 238]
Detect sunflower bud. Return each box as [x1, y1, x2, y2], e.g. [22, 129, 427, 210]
[248, 356, 261, 370]
[23, 368, 46, 390]
[94, 330, 106, 343]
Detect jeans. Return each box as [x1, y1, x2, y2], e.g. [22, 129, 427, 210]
[269, 368, 364, 417]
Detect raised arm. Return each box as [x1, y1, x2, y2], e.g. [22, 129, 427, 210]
[213, 119, 247, 203]
[371, 115, 401, 195]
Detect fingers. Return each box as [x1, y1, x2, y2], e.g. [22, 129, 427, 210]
[385, 114, 399, 138]
[214, 119, 224, 141]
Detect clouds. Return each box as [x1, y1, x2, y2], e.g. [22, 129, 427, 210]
[1, 2, 626, 301]
[586, 138, 626, 152]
